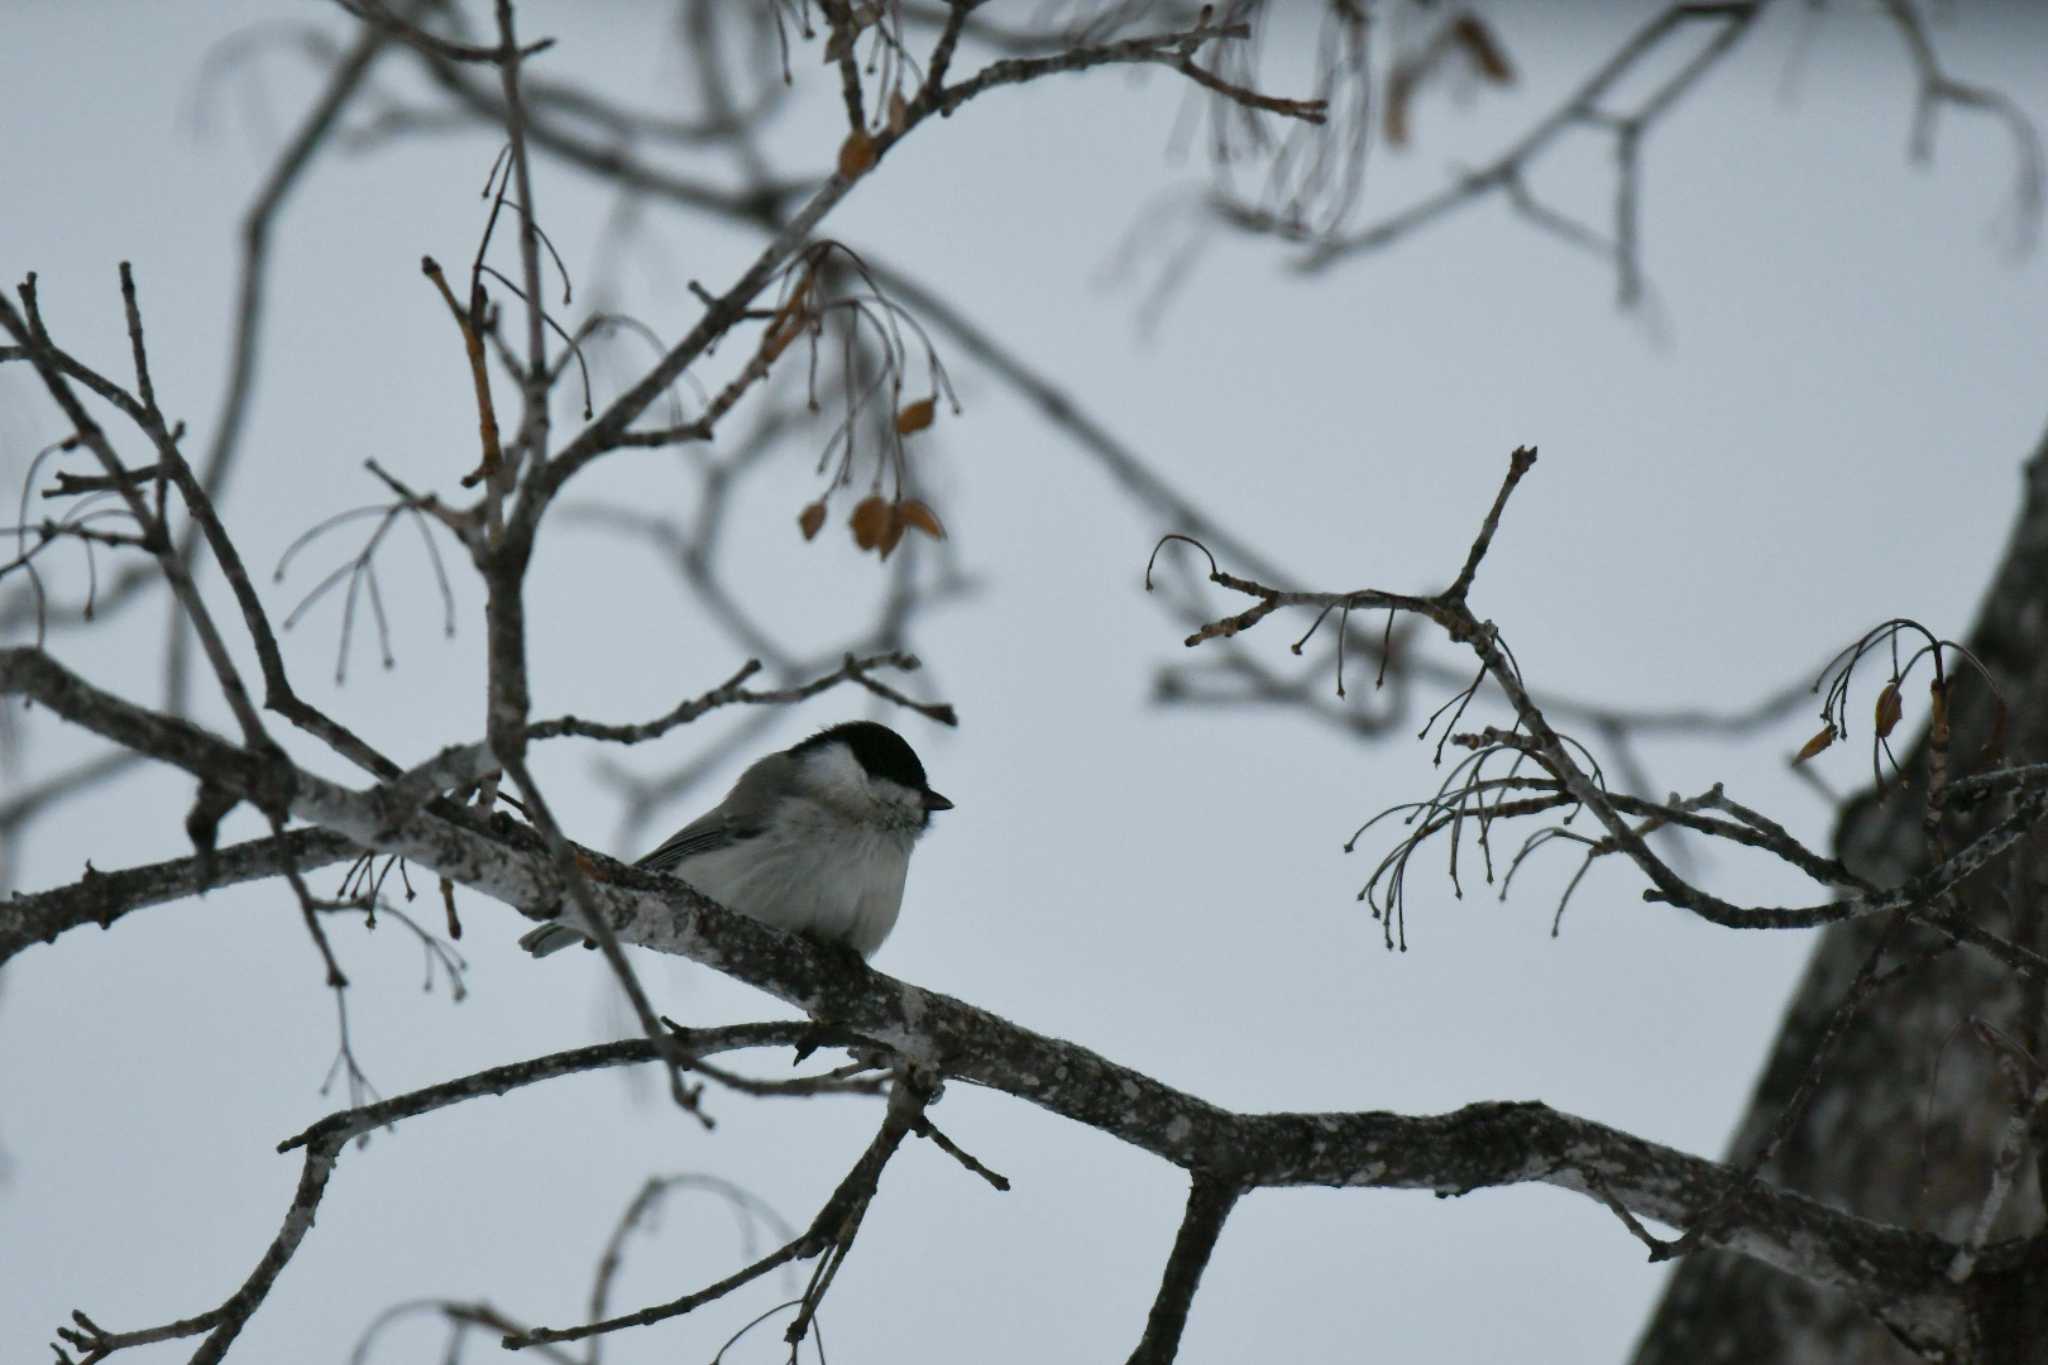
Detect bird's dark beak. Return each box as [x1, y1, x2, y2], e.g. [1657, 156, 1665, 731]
[923, 790, 954, 812]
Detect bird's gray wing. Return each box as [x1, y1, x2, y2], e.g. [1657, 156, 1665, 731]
[634, 753, 793, 873]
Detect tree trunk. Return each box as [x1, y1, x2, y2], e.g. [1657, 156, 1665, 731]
[1631, 430, 2048, 1364]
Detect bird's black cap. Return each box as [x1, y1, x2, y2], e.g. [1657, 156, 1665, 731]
[795, 721, 952, 810]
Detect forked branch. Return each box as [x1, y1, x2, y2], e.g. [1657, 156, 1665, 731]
[1158, 447, 2048, 952]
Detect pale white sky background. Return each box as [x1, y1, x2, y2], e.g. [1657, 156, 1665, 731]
[3, 3, 2046, 1362]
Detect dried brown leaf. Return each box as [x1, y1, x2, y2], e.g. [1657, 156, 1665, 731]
[898, 498, 945, 540]
[1452, 13, 1515, 84]
[798, 501, 827, 542]
[838, 128, 877, 181]
[1384, 68, 1413, 147]
[896, 397, 936, 434]
[878, 505, 909, 560]
[440, 876, 461, 940]
[887, 91, 909, 135]
[1874, 681, 1903, 740]
[1795, 724, 1837, 764]
[849, 495, 890, 551]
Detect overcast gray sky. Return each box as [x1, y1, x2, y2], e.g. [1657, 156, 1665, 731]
[5, 3, 2047, 1362]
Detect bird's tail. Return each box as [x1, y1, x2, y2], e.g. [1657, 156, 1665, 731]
[518, 922, 590, 957]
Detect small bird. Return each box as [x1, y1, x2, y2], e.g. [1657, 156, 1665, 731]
[519, 720, 951, 961]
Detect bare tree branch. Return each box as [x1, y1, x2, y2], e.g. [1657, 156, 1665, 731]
[1128, 1175, 1242, 1365]
[0, 640, 1989, 1357]
[12, 8, 2047, 1362]
[2, 827, 358, 967]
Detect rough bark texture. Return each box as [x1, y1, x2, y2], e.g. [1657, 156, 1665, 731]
[1632, 429, 2048, 1364]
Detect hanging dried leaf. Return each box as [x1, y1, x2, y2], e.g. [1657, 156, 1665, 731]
[440, 876, 462, 941]
[798, 501, 827, 542]
[887, 91, 910, 135]
[849, 495, 890, 550]
[1451, 13, 1515, 84]
[898, 498, 946, 540]
[838, 128, 877, 181]
[1384, 68, 1414, 147]
[1386, 11, 1512, 151]
[1795, 724, 1837, 764]
[878, 505, 909, 560]
[896, 397, 936, 434]
[1873, 681, 1903, 739]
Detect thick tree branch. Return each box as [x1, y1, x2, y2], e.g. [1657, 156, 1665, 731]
[15, 11, 2042, 1361]
[2, 827, 359, 966]
[0, 641, 1983, 1356]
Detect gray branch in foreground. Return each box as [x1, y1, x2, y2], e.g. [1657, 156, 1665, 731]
[2, 827, 360, 966]
[0, 644, 1988, 1358]
[57, 1025, 823, 1365]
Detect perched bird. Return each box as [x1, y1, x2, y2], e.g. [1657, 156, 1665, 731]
[519, 720, 951, 961]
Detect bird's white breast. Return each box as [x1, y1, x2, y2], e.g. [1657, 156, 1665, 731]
[676, 776, 918, 958]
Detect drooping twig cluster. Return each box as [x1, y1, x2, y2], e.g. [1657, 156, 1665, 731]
[1158, 450, 2048, 953]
